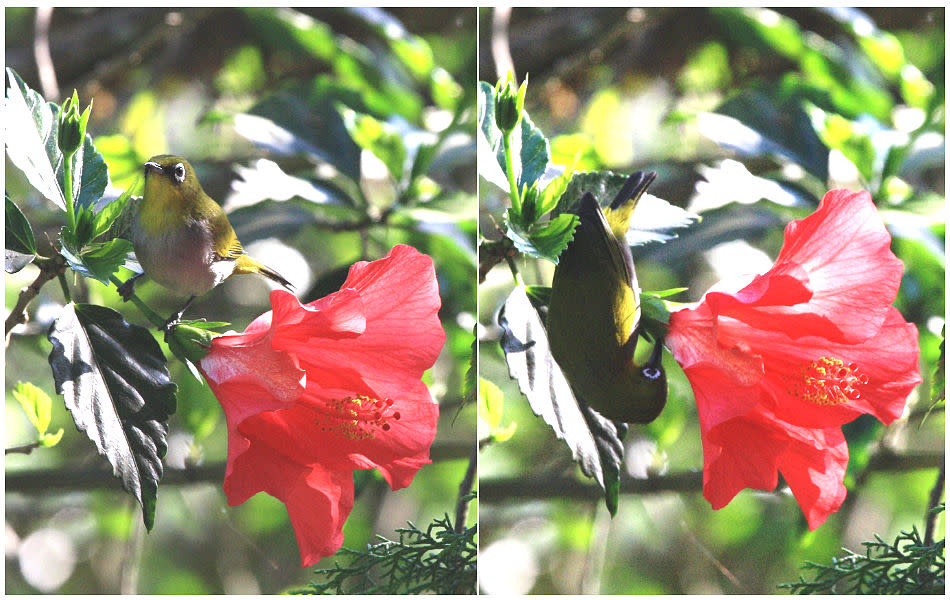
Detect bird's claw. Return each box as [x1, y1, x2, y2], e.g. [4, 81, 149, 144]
[117, 280, 135, 302]
[162, 314, 183, 343]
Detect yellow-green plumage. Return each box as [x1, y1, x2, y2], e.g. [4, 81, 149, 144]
[122, 155, 292, 318]
[546, 172, 666, 423]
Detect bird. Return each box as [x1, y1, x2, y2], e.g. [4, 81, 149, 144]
[546, 171, 667, 423]
[117, 155, 293, 329]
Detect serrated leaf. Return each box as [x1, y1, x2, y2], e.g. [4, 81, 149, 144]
[498, 285, 626, 497]
[557, 171, 699, 247]
[505, 212, 579, 263]
[48, 303, 177, 530]
[12, 381, 53, 435]
[62, 238, 133, 285]
[92, 188, 133, 240]
[477, 80, 552, 192]
[4, 68, 108, 212]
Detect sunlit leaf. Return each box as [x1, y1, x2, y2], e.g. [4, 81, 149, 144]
[498, 285, 627, 509]
[4, 68, 109, 212]
[478, 377, 505, 431]
[48, 303, 177, 531]
[477, 80, 552, 192]
[342, 108, 408, 182]
[5, 195, 36, 273]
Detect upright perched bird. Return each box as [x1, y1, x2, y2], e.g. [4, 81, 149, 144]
[546, 172, 667, 423]
[118, 155, 293, 327]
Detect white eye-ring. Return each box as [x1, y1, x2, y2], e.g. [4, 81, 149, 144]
[642, 367, 662, 380]
[173, 163, 186, 183]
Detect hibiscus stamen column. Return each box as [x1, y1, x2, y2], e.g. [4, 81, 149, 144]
[318, 395, 402, 439]
[785, 357, 868, 406]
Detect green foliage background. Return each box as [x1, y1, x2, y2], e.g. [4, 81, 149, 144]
[477, 7, 944, 595]
[5, 7, 476, 594]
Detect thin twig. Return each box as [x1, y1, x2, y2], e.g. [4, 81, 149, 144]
[923, 464, 945, 546]
[4, 441, 473, 493]
[5, 254, 68, 346]
[5, 442, 42, 455]
[454, 443, 478, 533]
[480, 451, 945, 502]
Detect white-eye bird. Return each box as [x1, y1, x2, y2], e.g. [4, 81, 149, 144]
[546, 171, 667, 423]
[118, 155, 293, 327]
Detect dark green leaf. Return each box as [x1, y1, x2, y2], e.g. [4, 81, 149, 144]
[6, 196, 36, 272]
[47, 303, 177, 531]
[240, 86, 361, 183]
[4, 68, 108, 212]
[706, 89, 830, 181]
[498, 285, 625, 496]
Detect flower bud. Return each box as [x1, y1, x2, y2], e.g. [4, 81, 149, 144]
[494, 72, 528, 133]
[58, 90, 91, 157]
[166, 323, 216, 365]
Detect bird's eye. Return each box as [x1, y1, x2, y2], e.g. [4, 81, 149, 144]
[642, 367, 662, 381]
[173, 163, 186, 183]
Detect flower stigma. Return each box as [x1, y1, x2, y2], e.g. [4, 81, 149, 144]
[786, 356, 869, 406]
[316, 394, 402, 440]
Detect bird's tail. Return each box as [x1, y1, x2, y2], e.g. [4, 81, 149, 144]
[234, 255, 294, 291]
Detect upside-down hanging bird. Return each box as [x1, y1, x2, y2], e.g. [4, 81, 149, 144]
[546, 171, 667, 423]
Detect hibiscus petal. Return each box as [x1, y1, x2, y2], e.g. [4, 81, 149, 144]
[236, 379, 439, 490]
[295, 244, 445, 400]
[705, 190, 904, 343]
[776, 425, 848, 530]
[222, 438, 355, 567]
[701, 412, 784, 509]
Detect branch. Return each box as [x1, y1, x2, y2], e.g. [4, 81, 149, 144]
[454, 443, 477, 533]
[5, 254, 68, 346]
[480, 451, 945, 502]
[4, 440, 472, 493]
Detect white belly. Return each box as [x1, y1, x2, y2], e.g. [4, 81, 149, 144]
[132, 219, 234, 296]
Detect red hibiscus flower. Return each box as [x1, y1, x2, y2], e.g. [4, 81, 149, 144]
[198, 244, 445, 566]
[667, 189, 921, 529]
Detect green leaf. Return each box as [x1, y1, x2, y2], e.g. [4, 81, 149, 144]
[498, 285, 626, 505]
[62, 237, 133, 285]
[342, 108, 407, 182]
[92, 188, 133, 241]
[48, 303, 177, 531]
[505, 211, 579, 264]
[4, 68, 108, 212]
[5, 196, 37, 273]
[477, 80, 552, 192]
[478, 377, 505, 431]
[557, 171, 699, 246]
[12, 381, 53, 435]
[240, 85, 362, 184]
[706, 89, 830, 181]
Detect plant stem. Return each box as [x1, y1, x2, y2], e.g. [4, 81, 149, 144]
[109, 275, 166, 329]
[503, 129, 521, 213]
[5, 254, 68, 346]
[64, 151, 76, 232]
[505, 254, 524, 287]
[454, 443, 477, 533]
[57, 272, 72, 303]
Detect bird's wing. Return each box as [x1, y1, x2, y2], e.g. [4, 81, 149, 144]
[210, 211, 245, 260]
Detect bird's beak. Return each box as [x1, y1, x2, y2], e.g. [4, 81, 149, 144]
[144, 161, 164, 176]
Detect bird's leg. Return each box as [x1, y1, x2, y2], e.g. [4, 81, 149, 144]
[117, 273, 144, 301]
[163, 295, 196, 336]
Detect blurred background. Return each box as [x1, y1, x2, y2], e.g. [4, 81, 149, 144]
[5, 7, 476, 593]
[477, 7, 944, 594]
